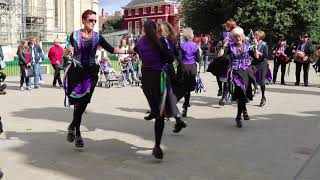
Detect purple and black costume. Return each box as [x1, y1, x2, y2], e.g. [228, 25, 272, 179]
[65, 30, 114, 105]
[224, 41, 255, 102]
[176, 39, 201, 113]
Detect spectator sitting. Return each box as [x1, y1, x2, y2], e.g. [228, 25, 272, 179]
[100, 57, 116, 76]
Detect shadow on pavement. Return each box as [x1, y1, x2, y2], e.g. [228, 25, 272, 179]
[3, 107, 320, 179]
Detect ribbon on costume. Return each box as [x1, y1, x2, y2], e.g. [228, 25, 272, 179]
[159, 70, 167, 116]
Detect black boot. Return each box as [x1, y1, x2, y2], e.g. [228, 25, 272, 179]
[243, 111, 250, 120]
[235, 117, 242, 128]
[173, 117, 187, 133]
[144, 113, 159, 121]
[260, 97, 266, 107]
[66, 125, 75, 143]
[152, 146, 163, 160]
[219, 90, 228, 106]
[0, 169, 3, 179]
[75, 134, 84, 147]
[182, 107, 188, 117]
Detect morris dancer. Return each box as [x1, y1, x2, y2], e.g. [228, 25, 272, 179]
[133, 20, 181, 159]
[176, 28, 201, 117]
[158, 21, 187, 133]
[251, 31, 269, 107]
[218, 27, 256, 128]
[65, 10, 130, 148]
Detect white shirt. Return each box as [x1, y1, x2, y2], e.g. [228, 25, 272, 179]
[31, 45, 35, 62]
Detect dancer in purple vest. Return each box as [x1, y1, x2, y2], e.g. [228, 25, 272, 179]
[176, 28, 201, 117]
[65, 10, 131, 148]
[251, 31, 269, 107]
[134, 20, 182, 159]
[218, 27, 256, 128]
[158, 21, 187, 133]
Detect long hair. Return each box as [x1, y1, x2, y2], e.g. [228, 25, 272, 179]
[159, 21, 177, 43]
[143, 20, 162, 50]
[20, 40, 29, 52]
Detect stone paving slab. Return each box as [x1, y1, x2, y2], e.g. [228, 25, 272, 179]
[0, 62, 320, 180]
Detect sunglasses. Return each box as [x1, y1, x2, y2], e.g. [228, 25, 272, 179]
[87, 19, 97, 23]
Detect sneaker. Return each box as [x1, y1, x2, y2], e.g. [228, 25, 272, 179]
[20, 87, 25, 91]
[39, 80, 44, 84]
[34, 85, 40, 89]
[173, 119, 187, 133]
[75, 134, 84, 147]
[27, 86, 32, 90]
[0, 84, 7, 91]
[235, 117, 242, 128]
[152, 147, 163, 160]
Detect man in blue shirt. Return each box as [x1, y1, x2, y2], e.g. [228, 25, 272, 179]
[29, 37, 45, 88]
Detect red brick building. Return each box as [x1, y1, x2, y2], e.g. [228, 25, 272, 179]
[122, 0, 180, 35]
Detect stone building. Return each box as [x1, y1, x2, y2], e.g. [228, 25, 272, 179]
[0, 0, 99, 46]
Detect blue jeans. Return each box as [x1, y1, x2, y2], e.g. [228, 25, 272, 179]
[202, 55, 209, 72]
[32, 63, 40, 85]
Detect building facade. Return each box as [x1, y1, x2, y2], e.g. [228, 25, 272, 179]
[122, 0, 180, 35]
[0, 0, 99, 46]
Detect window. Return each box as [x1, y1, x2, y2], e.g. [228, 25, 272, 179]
[143, 7, 147, 14]
[135, 21, 140, 35]
[128, 9, 131, 16]
[158, 6, 162, 13]
[135, 8, 139, 15]
[151, 6, 155, 13]
[128, 21, 132, 33]
[54, 0, 59, 28]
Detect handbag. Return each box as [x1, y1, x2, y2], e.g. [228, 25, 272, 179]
[55, 61, 63, 70]
[24, 67, 35, 77]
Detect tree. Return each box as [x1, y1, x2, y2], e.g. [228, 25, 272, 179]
[181, 0, 320, 43]
[101, 17, 124, 34]
[234, 0, 320, 43]
[180, 0, 238, 38]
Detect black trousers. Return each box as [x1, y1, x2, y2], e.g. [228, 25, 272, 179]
[19, 65, 30, 87]
[273, 59, 287, 83]
[70, 102, 88, 135]
[52, 64, 62, 86]
[295, 62, 310, 84]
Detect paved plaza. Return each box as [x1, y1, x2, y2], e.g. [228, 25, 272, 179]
[1, 63, 320, 180]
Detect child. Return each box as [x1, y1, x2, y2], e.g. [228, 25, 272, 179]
[101, 57, 116, 76]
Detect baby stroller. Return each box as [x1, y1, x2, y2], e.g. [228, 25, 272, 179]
[97, 58, 125, 88]
[119, 56, 140, 86]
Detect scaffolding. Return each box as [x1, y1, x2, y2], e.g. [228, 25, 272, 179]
[0, 0, 55, 45]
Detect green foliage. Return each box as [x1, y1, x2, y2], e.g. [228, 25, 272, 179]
[181, 0, 320, 43]
[101, 17, 124, 34]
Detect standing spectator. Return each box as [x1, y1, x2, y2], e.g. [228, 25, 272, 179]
[17, 40, 32, 91]
[0, 45, 7, 95]
[0, 45, 3, 62]
[294, 32, 313, 86]
[201, 36, 211, 72]
[48, 39, 63, 87]
[29, 36, 45, 88]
